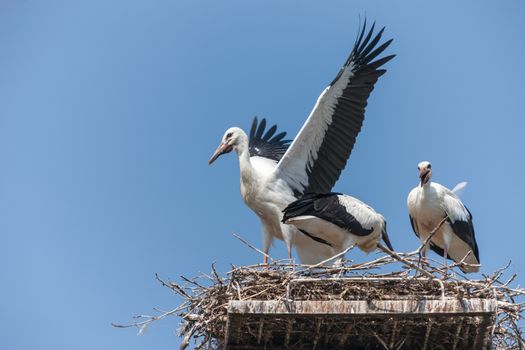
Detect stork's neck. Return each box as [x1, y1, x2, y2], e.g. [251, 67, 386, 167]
[235, 134, 256, 184]
[419, 180, 434, 199]
[421, 179, 432, 190]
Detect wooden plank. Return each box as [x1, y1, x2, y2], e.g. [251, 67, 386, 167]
[228, 298, 497, 317]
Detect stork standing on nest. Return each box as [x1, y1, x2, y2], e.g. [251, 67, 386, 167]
[407, 161, 480, 273]
[208, 21, 395, 264]
[282, 192, 393, 255]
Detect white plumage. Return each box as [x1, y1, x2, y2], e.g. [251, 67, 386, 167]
[407, 161, 480, 273]
[208, 21, 394, 264]
[282, 193, 393, 255]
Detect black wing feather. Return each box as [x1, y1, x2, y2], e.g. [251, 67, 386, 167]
[249, 117, 258, 141]
[255, 118, 266, 140]
[272, 131, 287, 143]
[409, 215, 419, 238]
[428, 242, 453, 260]
[359, 27, 384, 59]
[248, 117, 292, 161]
[263, 125, 277, 141]
[282, 192, 374, 237]
[447, 207, 480, 262]
[357, 21, 376, 54]
[410, 212, 479, 263]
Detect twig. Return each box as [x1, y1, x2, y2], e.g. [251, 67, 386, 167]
[232, 232, 272, 262]
[294, 244, 356, 274]
[377, 242, 435, 280]
[111, 303, 187, 329]
[155, 273, 190, 298]
[416, 216, 449, 255]
[211, 262, 223, 285]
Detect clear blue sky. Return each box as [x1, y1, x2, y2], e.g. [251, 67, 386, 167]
[1, 1, 524, 349]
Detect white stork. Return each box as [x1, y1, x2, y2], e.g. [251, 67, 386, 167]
[407, 161, 480, 273]
[282, 193, 393, 255]
[208, 21, 395, 264]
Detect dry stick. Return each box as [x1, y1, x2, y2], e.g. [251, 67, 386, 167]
[155, 273, 191, 298]
[111, 302, 188, 329]
[395, 338, 407, 350]
[377, 243, 435, 279]
[490, 260, 513, 280]
[294, 244, 357, 274]
[179, 324, 197, 350]
[211, 262, 223, 285]
[232, 232, 273, 262]
[416, 216, 449, 255]
[180, 275, 206, 289]
[373, 331, 390, 350]
[446, 250, 481, 275]
[389, 216, 450, 279]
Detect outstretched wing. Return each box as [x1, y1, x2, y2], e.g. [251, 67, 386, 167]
[248, 117, 292, 162]
[273, 20, 395, 196]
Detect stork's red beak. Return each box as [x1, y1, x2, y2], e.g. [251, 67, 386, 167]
[208, 142, 233, 165]
[419, 168, 431, 186]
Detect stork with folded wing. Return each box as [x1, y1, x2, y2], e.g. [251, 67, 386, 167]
[407, 161, 480, 273]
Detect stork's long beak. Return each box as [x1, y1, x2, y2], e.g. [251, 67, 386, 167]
[419, 168, 430, 186]
[208, 142, 233, 165]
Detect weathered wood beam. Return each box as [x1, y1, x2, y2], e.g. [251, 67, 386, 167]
[228, 298, 497, 317]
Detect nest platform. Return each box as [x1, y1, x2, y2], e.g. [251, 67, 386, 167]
[224, 278, 496, 349]
[115, 245, 525, 349]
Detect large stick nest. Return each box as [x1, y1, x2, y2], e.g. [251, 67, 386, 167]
[115, 244, 525, 350]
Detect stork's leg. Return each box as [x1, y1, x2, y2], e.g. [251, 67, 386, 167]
[261, 225, 273, 266]
[418, 245, 427, 268]
[285, 240, 295, 267]
[333, 257, 346, 278]
[416, 246, 428, 277]
[443, 245, 448, 276]
[280, 223, 295, 266]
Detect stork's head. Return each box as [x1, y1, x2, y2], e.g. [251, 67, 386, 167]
[208, 127, 244, 165]
[417, 161, 432, 187]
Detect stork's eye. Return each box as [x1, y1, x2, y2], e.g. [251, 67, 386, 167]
[226, 132, 233, 139]
[428, 164, 432, 169]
